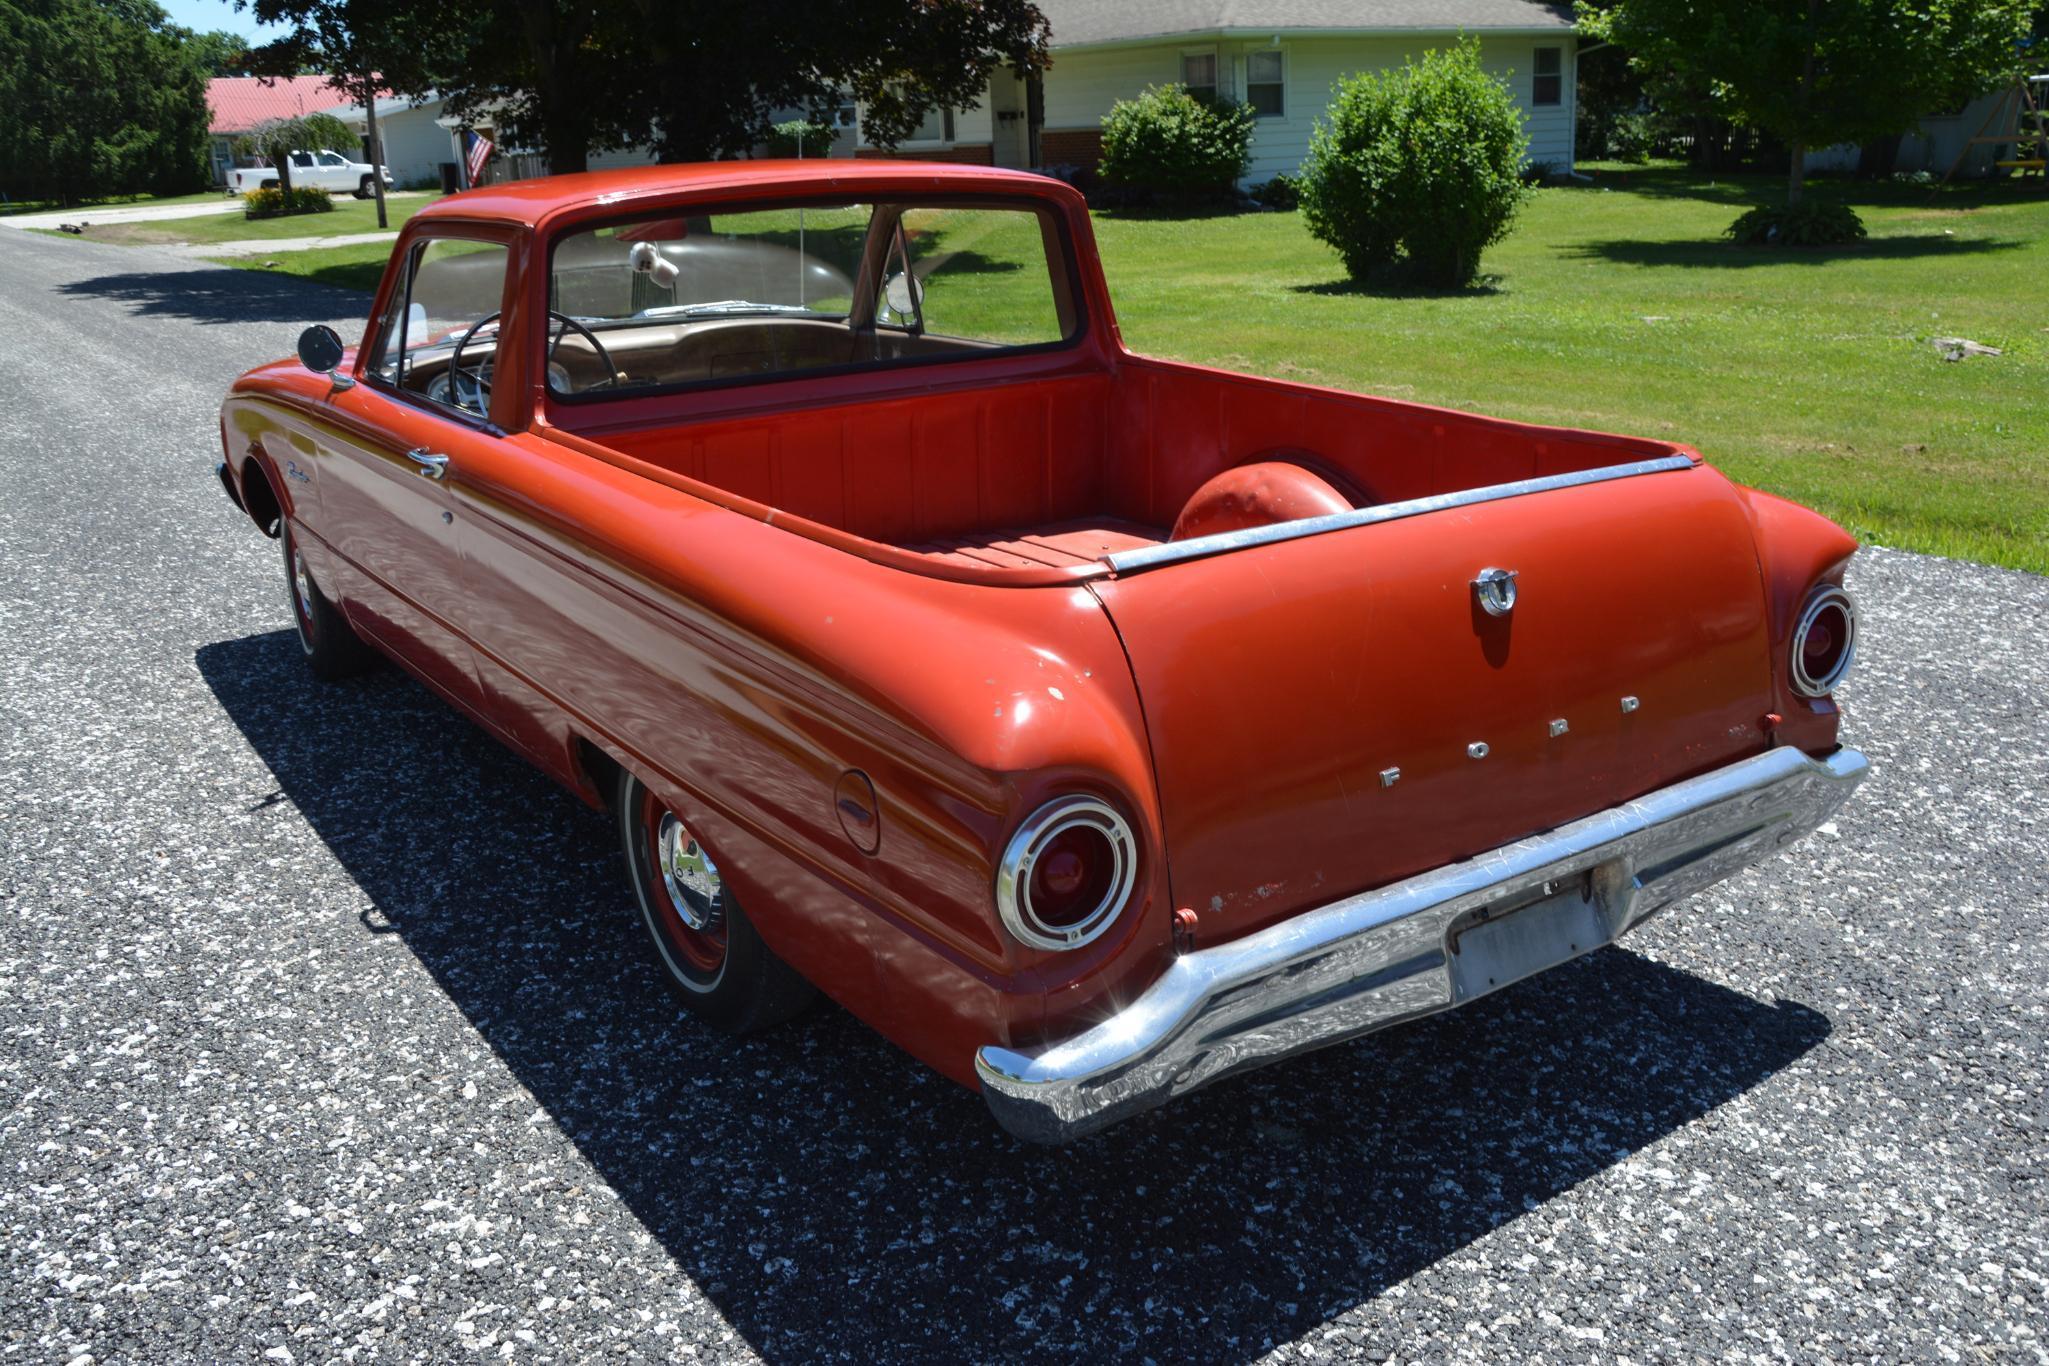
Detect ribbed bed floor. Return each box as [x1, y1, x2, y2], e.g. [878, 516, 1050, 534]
[907, 518, 1166, 571]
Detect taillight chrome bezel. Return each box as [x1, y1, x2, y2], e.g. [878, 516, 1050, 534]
[1790, 584, 1858, 698]
[995, 796, 1138, 952]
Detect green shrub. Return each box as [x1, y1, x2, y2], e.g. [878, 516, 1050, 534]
[1726, 200, 1866, 247]
[1248, 173, 1301, 210]
[765, 118, 836, 158]
[243, 185, 335, 220]
[1298, 39, 1533, 288]
[1608, 110, 1657, 163]
[1098, 85, 1254, 198]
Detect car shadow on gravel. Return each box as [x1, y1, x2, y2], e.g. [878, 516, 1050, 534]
[200, 630, 1832, 1363]
[57, 265, 369, 325]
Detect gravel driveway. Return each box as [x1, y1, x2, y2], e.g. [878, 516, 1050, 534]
[1, 230, 2043, 1364]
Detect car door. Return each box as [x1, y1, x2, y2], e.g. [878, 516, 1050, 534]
[317, 150, 352, 191]
[312, 229, 515, 713]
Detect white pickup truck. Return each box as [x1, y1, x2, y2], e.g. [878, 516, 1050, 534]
[230, 149, 392, 198]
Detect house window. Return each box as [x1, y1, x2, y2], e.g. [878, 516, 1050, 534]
[907, 106, 955, 143]
[1532, 47, 1563, 107]
[1181, 52, 1218, 103]
[1246, 50, 1285, 118]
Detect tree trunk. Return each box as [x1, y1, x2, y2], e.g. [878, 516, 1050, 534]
[365, 76, 388, 228]
[273, 151, 293, 193]
[516, 0, 591, 177]
[1789, 0, 1816, 209]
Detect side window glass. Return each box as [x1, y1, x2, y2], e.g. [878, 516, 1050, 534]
[291, 151, 314, 168]
[320, 151, 348, 166]
[891, 206, 1070, 346]
[368, 238, 511, 417]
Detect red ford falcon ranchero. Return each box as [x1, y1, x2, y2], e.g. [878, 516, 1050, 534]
[216, 162, 1868, 1142]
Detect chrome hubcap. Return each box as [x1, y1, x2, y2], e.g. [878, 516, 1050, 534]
[656, 812, 722, 932]
[291, 547, 314, 620]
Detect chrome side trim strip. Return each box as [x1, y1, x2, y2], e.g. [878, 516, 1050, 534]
[1103, 454, 1698, 575]
[976, 745, 1868, 1143]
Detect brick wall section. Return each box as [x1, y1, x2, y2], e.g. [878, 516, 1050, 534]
[853, 144, 995, 166]
[1038, 128, 1103, 171]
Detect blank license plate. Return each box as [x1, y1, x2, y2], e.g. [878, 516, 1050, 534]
[1448, 886, 1608, 1005]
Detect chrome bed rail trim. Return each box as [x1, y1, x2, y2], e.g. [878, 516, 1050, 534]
[1103, 454, 1699, 575]
[977, 745, 1868, 1144]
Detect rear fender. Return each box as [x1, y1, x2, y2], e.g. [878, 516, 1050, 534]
[1737, 487, 1860, 752]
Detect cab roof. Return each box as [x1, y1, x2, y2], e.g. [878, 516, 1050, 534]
[411, 160, 1078, 231]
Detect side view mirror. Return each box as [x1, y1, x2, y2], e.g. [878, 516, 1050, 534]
[882, 271, 921, 323]
[297, 324, 347, 377]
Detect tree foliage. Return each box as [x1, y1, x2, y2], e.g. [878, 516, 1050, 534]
[185, 27, 250, 75]
[246, 0, 1051, 176]
[1298, 40, 1533, 289]
[1579, 0, 2033, 207]
[0, 0, 213, 204]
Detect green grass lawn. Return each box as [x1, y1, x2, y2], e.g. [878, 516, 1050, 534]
[224, 240, 398, 293]
[1094, 165, 2048, 573]
[224, 165, 2047, 572]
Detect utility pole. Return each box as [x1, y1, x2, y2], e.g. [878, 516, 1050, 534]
[364, 72, 388, 229]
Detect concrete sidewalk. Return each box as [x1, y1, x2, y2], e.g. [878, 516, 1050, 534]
[0, 190, 426, 234]
[0, 199, 244, 231]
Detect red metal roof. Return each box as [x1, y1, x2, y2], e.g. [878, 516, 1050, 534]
[206, 76, 352, 134]
[416, 160, 1074, 230]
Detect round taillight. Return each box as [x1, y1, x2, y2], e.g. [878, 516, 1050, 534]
[1790, 585, 1857, 697]
[996, 797, 1137, 951]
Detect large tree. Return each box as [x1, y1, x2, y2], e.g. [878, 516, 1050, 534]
[0, 0, 212, 204]
[611, 1, 1051, 164]
[243, 0, 465, 222]
[245, 0, 1050, 177]
[1579, 0, 2031, 208]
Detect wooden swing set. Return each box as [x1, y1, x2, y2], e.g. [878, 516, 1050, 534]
[1938, 71, 2049, 187]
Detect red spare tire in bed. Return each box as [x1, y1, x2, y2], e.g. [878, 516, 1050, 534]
[1168, 461, 1356, 542]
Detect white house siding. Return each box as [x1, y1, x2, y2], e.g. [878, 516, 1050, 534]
[371, 105, 459, 189]
[1041, 32, 1574, 184]
[329, 97, 467, 189]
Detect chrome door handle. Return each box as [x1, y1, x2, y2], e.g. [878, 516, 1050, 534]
[405, 447, 449, 480]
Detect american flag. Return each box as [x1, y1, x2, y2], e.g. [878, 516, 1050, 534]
[464, 129, 494, 187]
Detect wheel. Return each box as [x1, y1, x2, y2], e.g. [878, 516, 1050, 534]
[259, 177, 278, 190]
[618, 768, 815, 1033]
[354, 175, 374, 200]
[283, 522, 377, 680]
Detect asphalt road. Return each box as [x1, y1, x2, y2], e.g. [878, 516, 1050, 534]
[2, 230, 2044, 1365]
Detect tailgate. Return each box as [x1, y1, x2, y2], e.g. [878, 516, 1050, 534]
[1091, 461, 1774, 940]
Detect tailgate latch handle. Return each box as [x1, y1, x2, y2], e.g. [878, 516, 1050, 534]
[1472, 567, 1519, 617]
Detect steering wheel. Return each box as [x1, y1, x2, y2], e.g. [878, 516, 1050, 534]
[446, 309, 623, 414]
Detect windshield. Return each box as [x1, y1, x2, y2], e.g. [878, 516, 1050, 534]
[543, 198, 1080, 398]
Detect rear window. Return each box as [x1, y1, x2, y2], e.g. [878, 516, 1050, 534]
[543, 198, 1082, 399]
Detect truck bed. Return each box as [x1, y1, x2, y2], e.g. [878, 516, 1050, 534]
[551, 355, 1693, 584]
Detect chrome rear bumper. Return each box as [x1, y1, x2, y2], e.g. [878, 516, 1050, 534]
[977, 746, 1868, 1144]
